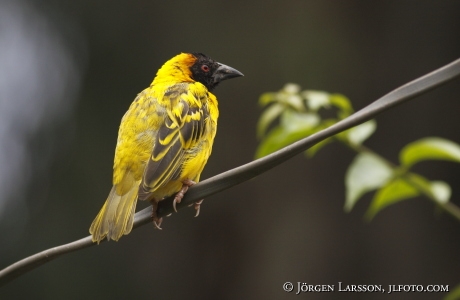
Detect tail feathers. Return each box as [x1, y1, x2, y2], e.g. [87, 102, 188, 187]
[90, 182, 139, 243]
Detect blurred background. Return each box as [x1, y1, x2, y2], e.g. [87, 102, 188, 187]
[1, 1, 459, 299]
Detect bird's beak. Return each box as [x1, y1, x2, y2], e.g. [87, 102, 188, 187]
[213, 63, 244, 84]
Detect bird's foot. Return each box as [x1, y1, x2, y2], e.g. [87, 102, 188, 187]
[173, 179, 196, 212]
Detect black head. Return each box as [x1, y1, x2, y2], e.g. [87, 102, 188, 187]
[189, 53, 243, 91]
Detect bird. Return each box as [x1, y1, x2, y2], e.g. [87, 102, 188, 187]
[89, 52, 243, 243]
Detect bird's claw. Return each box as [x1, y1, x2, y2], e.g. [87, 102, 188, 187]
[153, 217, 163, 230]
[173, 179, 196, 212]
[150, 200, 163, 230]
[194, 200, 204, 217]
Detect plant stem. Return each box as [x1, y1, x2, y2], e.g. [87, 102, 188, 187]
[344, 141, 460, 221]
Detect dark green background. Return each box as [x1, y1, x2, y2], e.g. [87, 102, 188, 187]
[1, 1, 459, 299]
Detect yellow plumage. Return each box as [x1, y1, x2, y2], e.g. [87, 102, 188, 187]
[90, 53, 243, 243]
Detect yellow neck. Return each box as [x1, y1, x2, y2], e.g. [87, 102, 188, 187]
[151, 53, 196, 85]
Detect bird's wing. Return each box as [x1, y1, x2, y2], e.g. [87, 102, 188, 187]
[138, 84, 209, 199]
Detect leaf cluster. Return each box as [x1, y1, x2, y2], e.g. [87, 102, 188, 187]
[256, 84, 460, 219]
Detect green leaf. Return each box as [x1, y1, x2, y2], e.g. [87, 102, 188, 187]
[429, 181, 451, 204]
[444, 284, 460, 300]
[279, 84, 304, 110]
[305, 119, 338, 157]
[400, 137, 460, 168]
[255, 127, 287, 158]
[366, 174, 452, 220]
[259, 92, 277, 106]
[405, 173, 453, 202]
[256, 110, 321, 158]
[365, 178, 420, 220]
[255, 126, 314, 158]
[280, 110, 320, 131]
[403, 173, 451, 204]
[281, 94, 304, 111]
[346, 120, 377, 145]
[256, 105, 324, 158]
[345, 153, 394, 212]
[282, 83, 301, 94]
[329, 93, 353, 119]
[257, 103, 285, 138]
[302, 90, 330, 111]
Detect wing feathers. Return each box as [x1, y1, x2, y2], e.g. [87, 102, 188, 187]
[139, 86, 209, 199]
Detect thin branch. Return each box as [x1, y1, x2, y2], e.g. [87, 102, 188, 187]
[1, 58, 460, 287]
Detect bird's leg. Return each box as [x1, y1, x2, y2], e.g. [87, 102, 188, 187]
[173, 179, 196, 212]
[150, 199, 163, 230]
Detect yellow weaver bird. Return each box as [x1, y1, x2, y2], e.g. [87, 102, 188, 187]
[90, 53, 243, 243]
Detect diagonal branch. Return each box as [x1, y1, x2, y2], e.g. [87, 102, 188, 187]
[1, 58, 460, 287]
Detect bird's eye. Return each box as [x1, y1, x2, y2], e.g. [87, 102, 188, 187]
[201, 65, 210, 72]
